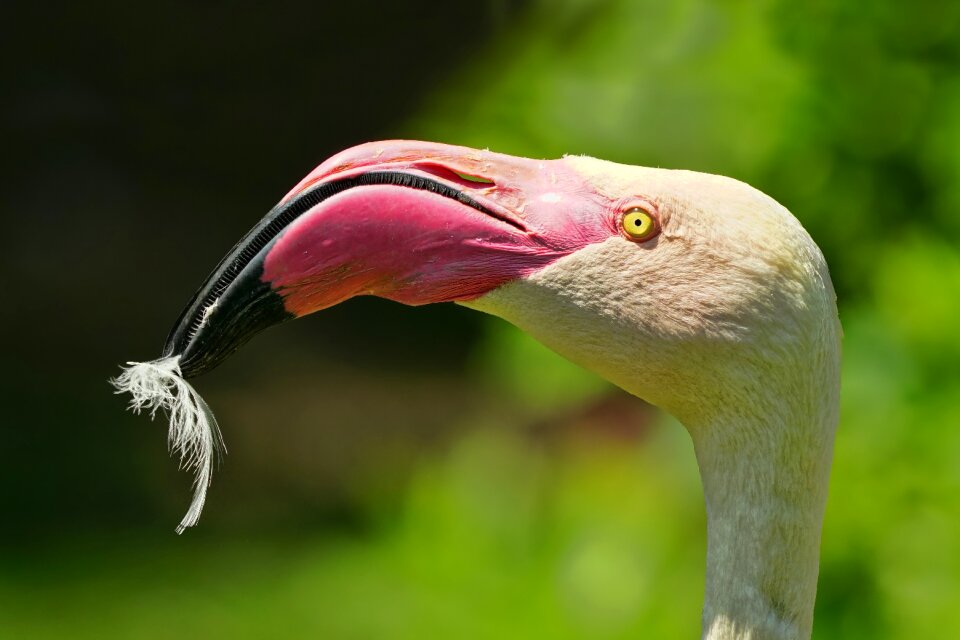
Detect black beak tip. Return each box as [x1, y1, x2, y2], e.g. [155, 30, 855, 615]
[164, 255, 293, 379]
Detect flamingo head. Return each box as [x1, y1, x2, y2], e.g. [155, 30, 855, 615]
[166, 140, 838, 423]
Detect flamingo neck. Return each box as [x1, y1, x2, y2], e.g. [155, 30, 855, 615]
[687, 381, 838, 640]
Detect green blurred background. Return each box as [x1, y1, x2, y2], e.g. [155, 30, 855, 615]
[3, 0, 958, 637]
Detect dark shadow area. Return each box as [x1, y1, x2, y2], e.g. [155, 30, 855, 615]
[1, 0, 530, 540]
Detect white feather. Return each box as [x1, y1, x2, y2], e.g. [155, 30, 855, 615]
[110, 356, 224, 533]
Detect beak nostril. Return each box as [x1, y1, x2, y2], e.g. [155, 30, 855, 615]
[416, 163, 496, 188]
[454, 171, 494, 185]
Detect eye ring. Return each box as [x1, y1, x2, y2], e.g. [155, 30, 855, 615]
[620, 206, 659, 242]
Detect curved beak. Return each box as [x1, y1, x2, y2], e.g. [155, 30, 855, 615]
[165, 140, 614, 378]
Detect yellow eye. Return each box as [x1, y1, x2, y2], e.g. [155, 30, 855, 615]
[621, 207, 657, 241]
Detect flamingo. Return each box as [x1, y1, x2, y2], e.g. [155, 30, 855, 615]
[124, 140, 841, 640]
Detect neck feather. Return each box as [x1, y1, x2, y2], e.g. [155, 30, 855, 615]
[687, 359, 839, 640]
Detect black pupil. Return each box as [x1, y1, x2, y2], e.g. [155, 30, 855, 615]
[634, 219, 642, 226]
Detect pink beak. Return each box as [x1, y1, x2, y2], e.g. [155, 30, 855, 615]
[165, 140, 615, 377]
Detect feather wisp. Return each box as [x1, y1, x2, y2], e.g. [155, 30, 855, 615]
[110, 356, 224, 533]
